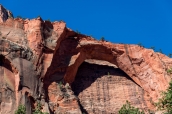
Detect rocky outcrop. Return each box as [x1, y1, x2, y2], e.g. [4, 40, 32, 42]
[0, 5, 13, 23]
[0, 5, 172, 114]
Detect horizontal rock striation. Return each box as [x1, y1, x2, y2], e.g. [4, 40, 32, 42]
[72, 62, 147, 113]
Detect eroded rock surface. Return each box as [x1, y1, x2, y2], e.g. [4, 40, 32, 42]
[0, 5, 172, 114]
[72, 62, 147, 114]
[0, 5, 13, 23]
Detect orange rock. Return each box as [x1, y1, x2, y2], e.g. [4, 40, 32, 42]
[0, 4, 171, 113]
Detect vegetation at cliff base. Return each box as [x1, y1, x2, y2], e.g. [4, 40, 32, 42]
[33, 101, 48, 114]
[119, 101, 144, 114]
[15, 103, 48, 114]
[155, 80, 172, 114]
[167, 67, 172, 74]
[15, 105, 26, 114]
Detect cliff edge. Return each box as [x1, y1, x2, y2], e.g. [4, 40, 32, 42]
[0, 5, 171, 114]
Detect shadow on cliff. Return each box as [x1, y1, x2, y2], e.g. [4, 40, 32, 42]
[0, 55, 13, 72]
[71, 62, 139, 113]
[71, 62, 134, 96]
[43, 35, 80, 113]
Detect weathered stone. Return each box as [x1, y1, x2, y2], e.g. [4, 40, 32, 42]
[0, 4, 171, 114]
[0, 5, 13, 23]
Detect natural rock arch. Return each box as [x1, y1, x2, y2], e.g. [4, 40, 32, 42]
[0, 6, 171, 112]
[42, 35, 171, 107]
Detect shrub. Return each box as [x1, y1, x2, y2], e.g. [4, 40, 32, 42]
[15, 103, 48, 114]
[168, 54, 172, 58]
[8, 15, 13, 19]
[100, 36, 105, 41]
[107, 72, 111, 78]
[46, 19, 51, 22]
[150, 47, 155, 50]
[167, 68, 172, 74]
[155, 80, 172, 114]
[137, 43, 144, 48]
[15, 105, 26, 114]
[33, 102, 48, 114]
[119, 101, 144, 114]
[59, 81, 63, 90]
[16, 16, 22, 18]
[159, 49, 163, 54]
[75, 30, 81, 34]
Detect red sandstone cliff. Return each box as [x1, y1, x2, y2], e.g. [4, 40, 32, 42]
[0, 5, 171, 114]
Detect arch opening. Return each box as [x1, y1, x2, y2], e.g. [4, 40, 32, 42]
[71, 61, 147, 113]
[45, 38, 166, 113]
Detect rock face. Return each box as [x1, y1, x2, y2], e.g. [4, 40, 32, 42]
[0, 5, 172, 114]
[72, 62, 146, 114]
[0, 5, 13, 23]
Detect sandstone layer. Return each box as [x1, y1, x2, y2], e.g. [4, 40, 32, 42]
[0, 5, 172, 114]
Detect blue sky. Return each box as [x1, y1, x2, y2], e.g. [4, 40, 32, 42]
[1, 0, 172, 55]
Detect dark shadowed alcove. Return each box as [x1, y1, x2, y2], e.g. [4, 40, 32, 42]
[72, 61, 147, 114]
[0, 55, 16, 113]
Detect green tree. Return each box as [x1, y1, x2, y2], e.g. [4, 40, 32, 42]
[33, 102, 48, 114]
[155, 80, 172, 114]
[168, 54, 172, 58]
[15, 105, 26, 114]
[100, 36, 105, 41]
[75, 30, 81, 34]
[167, 68, 172, 74]
[119, 101, 144, 114]
[137, 43, 144, 48]
[16, 16, 22, 18]
[46, 19, 51, 21]
[159, 49, 163, 54]
[150, 47, 155, 51]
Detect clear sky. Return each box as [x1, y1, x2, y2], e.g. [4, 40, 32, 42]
[1, 0, 172, 56]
